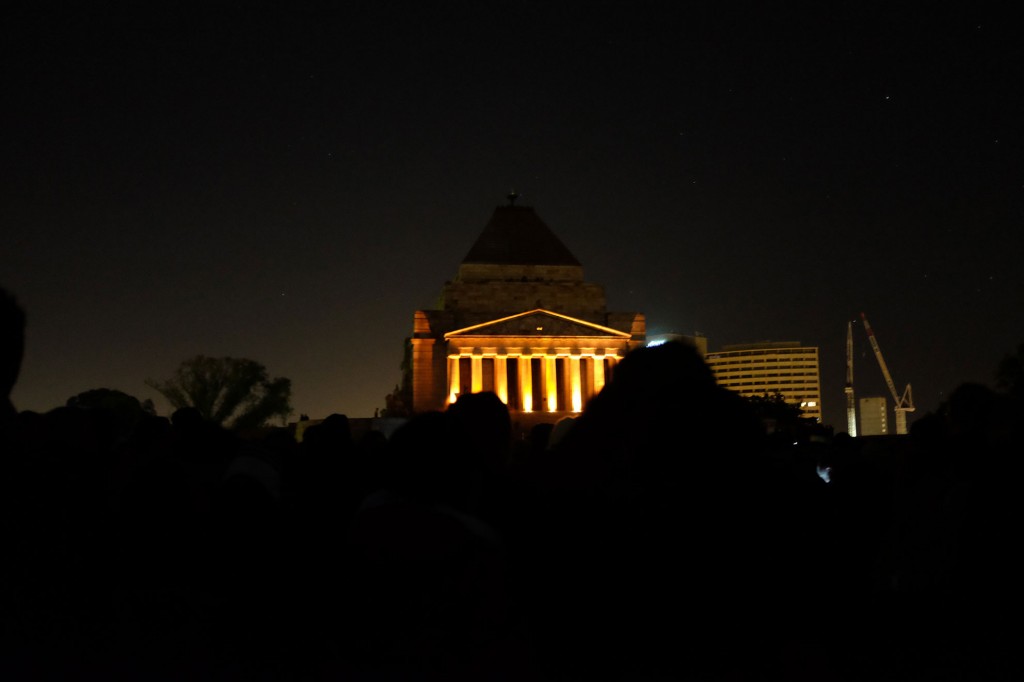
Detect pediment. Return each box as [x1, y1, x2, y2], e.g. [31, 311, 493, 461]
[444, 309, 631, 339]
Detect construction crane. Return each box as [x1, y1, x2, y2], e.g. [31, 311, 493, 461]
[845, 320, 857, 437]
[860, 312, 915, 435]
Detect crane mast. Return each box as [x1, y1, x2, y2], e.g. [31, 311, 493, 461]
[859, 312, 915, 435]
[845, 320, 857, 436]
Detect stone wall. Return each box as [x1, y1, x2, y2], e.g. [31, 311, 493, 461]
[441, 280, 607, 321]
[456, 263, 584, 282]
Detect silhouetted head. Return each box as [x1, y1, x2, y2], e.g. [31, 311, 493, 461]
[945, 382, 997, 437]
[303, 412, 353, 456]
[171, 406, 206, 431]
[321, 412, 352, 439]
[548, 416, 576, 450]
[0, 287, 26, 416]
[446, 391, 512, 473]
[602, 340, 719, 409]
[555, 340, 765, 490]
[385, 410, 474, 507]
[528, 421, 555, 453]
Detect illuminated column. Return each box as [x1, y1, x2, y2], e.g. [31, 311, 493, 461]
[570, 355, 582, 412]
[605, 354, 618, 384]
[544, 355, 558, 412]
[471, 355, 483, 394]
[448, 356, 460, 405]
[592, 354, 605, 395]
[519, 356, 533, 412]
[494, 356, 508, 404]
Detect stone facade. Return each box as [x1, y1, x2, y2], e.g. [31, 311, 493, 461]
[409, 203, 645, 421]
[441, 277, 608, 324]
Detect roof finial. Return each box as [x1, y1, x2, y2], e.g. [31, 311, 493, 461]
[507, 190, 519, 206]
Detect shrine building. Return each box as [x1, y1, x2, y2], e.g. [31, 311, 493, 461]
[409, 197, 645, 425]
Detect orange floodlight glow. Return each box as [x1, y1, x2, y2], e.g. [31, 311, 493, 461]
[545, 357, 558, 412]
[570, 358, 582, 412]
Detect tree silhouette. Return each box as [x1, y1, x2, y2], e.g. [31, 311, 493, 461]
[382, 337, 413, 417]
[745, 391, 804, 422]
[743, 391, 816, 439]
[67, 387, 155, 415]
[66, 387, 155, 440]
[995, 342, 1024, 399]
[146, 355, 292, 430]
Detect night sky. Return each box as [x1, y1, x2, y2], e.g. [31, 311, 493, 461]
[4, 3, 1022, 432]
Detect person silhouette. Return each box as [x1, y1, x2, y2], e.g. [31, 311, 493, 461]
[0, 287, 26, 428]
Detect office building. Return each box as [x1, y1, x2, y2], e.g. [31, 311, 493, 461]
[704, 342, 823, 423]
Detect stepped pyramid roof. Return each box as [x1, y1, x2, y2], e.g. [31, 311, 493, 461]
[461, 205, 581, 266]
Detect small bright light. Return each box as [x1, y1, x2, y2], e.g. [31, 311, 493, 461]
[647, 339, 666, 347]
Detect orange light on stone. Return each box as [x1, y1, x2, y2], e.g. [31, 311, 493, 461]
[495, 357, 508, 404]
[545, 356, 558, 412]
[471, 356, 483, 394]
[520, 357, 533, 412]
[570, 356, 582, 412]
[448, 356, 460, 405]
[593, 356, 605, 395]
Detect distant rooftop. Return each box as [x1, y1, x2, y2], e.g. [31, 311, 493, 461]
[716, 341, 804, 351]
[461, 205, 581, 266]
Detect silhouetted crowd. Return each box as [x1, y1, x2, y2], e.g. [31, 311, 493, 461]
[2, 287, 1023, 681]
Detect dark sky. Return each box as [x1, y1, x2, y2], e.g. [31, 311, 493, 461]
[4, 3, 1022, 432]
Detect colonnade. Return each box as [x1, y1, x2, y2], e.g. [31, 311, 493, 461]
[447, 348, 620, 413]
